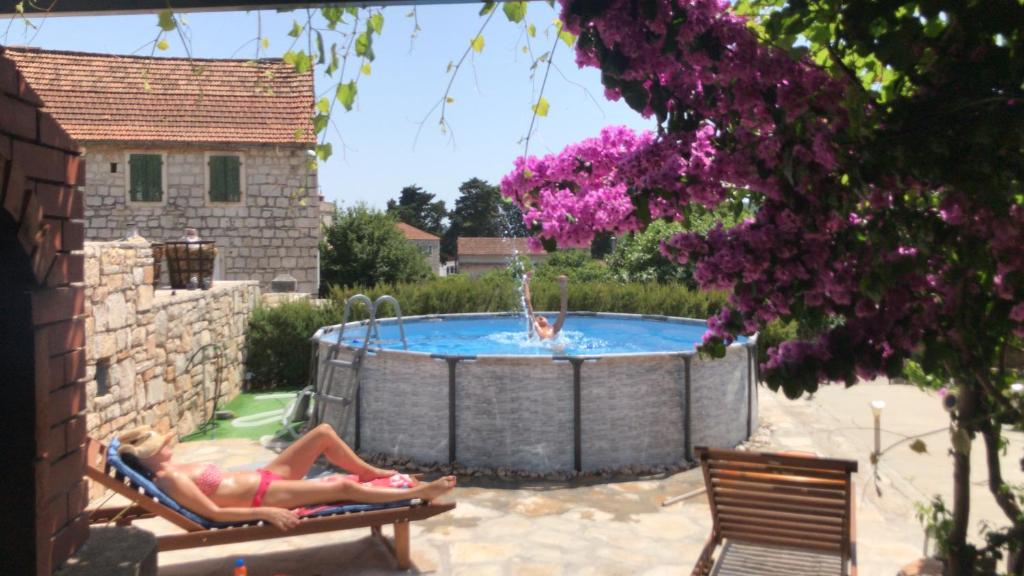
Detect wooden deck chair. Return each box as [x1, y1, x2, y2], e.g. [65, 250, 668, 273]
[691, 447, 858, 576]
[84, 437, 455, 569]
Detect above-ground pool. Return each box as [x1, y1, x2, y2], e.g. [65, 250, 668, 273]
[313, 312, 758, 474]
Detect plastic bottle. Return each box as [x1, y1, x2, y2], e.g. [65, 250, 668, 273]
[233, 558, 247, 576]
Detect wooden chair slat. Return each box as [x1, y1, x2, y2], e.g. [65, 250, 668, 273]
[712, 477, 847, 500]
[714, 495, 847, 519]
[708, 460, 850, 481]
[710, 467, 848, 488]
[716, 503, 846, 526]
[720, 522, 845, 544]
[718, 513, 845, 535]
[700, 448, 858, 472]
[712, 487, 848, 510]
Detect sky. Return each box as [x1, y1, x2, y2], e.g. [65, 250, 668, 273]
[3, 4, 656, 211]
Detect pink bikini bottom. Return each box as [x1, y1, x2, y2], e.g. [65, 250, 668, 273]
[251, 469, 283, 507]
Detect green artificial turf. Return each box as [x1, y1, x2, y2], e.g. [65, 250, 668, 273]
[181, 390, 301, 442]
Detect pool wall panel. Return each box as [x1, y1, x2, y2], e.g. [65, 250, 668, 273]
[359, 353, 450, 464]
[579, 356, 687, 471]
[455, 358, 574, 472]
[690, 345, 749, 450]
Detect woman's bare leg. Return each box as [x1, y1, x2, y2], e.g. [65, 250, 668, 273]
[261, 475, 456, 508]
[264, 423, 394, 480]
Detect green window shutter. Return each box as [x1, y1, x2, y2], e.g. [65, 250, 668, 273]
[208, 156, 225, 201]
[129, 155, 144, 202]
[209, 155, 241, 202]
[129, 154, 162, 202]
[146, 155, 163, 201]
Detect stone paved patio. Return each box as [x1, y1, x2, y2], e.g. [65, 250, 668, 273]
[91, 379, 1024, 575]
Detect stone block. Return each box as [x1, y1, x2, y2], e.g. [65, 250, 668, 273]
[137, 285, 153, 312]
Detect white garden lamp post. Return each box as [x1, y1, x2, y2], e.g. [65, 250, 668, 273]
[870, 400, 886, 458]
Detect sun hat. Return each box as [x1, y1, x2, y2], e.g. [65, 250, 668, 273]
[117, 425, 173, 459]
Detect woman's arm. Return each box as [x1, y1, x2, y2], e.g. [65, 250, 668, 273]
[157, 471, 299, 531]
[522, 273, 537, 335]
[551, 275, 569, 335]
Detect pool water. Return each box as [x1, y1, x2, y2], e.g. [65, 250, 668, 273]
[332, 314, 742, 356]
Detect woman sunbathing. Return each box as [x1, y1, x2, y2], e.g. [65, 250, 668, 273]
[118, 423, 456, 531]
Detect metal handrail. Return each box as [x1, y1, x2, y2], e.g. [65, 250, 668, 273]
[373, 295, 407, 350]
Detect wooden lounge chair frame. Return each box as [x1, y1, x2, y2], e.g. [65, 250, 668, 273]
[691, 446, 858, 576]
[84, 438, 455, 569]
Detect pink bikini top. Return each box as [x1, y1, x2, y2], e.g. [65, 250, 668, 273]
[194, 464, 224, 496]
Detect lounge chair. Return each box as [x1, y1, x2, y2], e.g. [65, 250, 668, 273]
[84, 437, 455, 569]
[691, 447, 858, 576]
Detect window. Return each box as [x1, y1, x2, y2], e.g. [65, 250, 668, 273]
[127, 153, 164, 202]
[208, 154, 243, 203]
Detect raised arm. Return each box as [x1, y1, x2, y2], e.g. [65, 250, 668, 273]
[551, 275, 569, 335]
[158, 471, 299, 531]
[523, 273, 536, 318]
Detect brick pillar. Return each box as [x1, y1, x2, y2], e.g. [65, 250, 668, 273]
[0, 47, 88, 575]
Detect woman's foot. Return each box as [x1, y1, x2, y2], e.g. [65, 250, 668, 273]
[413, 476, 457, 501]
[357, 465, 397, 483]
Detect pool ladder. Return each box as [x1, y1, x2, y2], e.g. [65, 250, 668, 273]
[313, 295, 407, 440]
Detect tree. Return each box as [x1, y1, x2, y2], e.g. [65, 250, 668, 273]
[442, 177, 525, 259]
[320, 204, 431, 291]
[608, 206, 753, 285]
[386, 185, 447, 237]
[503, 1, 1024, 573]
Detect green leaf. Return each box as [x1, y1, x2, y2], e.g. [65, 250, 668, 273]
[337, 81, 357, 111]
[360, 63, 372, 76]
[471, 34, 485, 53]
[283, 50, 312, 74]
[288, 20, 303, 38]
[445, 96, 455, 104]
[528, 23, 536, 37]
[312, 113, 329, 134]
[157, 9, 176, 32]
[369, 13, 384, 34]
[503, 2, 527, 23]
[316, 97, 330, 115]
[479, 2, 496, 15]
[316, 143, 333, 162]
[559, 29, 577, 47]
[356, 31, 374, 60]
[156, 38, 169, 51]
[261, 37, 269, 50]
[532, 96, 550, 117]
[909, 439, 928, 454]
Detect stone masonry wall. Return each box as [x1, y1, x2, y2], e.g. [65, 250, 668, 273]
[82, 240, 259, 485]
[81, 144, 319, 293]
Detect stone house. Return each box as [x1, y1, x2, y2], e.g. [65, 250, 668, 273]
[397, 221, 441, 274]
[6, 47, 321, 293]
[456, 237, 550, 276]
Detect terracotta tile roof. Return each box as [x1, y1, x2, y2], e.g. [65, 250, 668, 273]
[395, 222, 439, 241]
[3, 46, 314, 145]
[457, 237, 541, 257]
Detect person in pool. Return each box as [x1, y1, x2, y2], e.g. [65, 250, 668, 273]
[117, 423, 456, 531]
[523, 272, 568, 340]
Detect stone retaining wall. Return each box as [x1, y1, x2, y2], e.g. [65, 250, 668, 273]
[82, 240, 259, 453]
